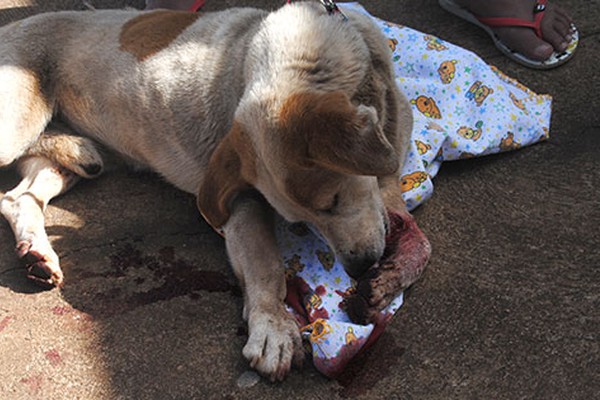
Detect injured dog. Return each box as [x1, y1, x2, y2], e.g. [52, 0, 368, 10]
[0, 2, 430, 380]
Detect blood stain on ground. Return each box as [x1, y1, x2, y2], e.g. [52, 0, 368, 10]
[336, 334, 405, 398]
[72, 243, 240, 318]
[50, 306, 72, 316]
[44, 349, 64, 367]
[0, 316, 13, 333]
[20, 374, 44, 394]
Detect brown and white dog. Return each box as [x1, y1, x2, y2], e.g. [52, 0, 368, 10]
[0, 2, 430, 380]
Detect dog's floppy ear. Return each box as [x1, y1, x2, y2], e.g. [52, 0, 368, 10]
[197, 122, 255, 229]
[280, 91, 399, 176]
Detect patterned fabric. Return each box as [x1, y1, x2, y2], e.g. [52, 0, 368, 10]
[274, 2, 552, 377]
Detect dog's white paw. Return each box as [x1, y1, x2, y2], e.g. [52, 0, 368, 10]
[243, 306, 304, 381]
[1, 193, 64, 288]
[17, 239, 63, 288]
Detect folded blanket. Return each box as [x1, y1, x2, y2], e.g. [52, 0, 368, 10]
[275, 2, 552, 377]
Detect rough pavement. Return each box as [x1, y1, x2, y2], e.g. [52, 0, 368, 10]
[0, 0, 598, 399]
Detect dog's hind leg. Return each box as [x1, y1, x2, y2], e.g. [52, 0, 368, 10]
[0, 66, 54, 166]
[0, 128, 103, 288]
[24, 122, 104, 179]
[0, 157, 78, 287]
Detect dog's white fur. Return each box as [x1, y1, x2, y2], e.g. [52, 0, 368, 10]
[0, 2, 416, 380]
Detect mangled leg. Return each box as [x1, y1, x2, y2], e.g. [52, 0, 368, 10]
[344, 178, 431, 324]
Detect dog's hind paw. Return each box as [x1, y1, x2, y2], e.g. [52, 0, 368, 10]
[16, 240, 64, 289]
[343, 209, 431, 325]
[243, 306, 304, 381]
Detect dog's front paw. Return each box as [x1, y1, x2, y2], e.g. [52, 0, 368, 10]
[243, 306, 304, 381]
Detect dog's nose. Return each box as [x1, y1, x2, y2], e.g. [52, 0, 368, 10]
[342, 251, 380, 279]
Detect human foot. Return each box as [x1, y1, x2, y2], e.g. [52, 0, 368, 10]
[440, 0, 578, 68]
[145, 0, 202, 11]
[459, 0, 575, 61]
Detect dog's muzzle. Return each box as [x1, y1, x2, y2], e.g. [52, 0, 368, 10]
[340, 250, 382, 279]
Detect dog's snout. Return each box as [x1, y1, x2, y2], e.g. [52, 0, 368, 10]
[342, 251, 381, 279]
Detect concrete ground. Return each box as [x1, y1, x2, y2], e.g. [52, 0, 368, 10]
[0, 0, 598, 399]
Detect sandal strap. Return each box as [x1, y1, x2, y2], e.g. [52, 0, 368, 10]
[189, 0, 206, 12]
[476, 0, 547, 38]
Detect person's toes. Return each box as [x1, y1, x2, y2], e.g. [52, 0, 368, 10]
[528, 41, 555, 61]
[539, 16, 571, 52]
[496, 27, 554, 61]
[553, 19, 572, 42]
[553, 6, 574, 26]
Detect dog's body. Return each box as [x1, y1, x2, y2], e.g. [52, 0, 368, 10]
[0, 2, 429, 380]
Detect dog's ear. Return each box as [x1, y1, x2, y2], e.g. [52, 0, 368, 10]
[280, 91, 399, 176]
[197, 122, 255, 229]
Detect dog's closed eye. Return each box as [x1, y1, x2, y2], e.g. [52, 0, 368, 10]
[316, 193, 340, 215]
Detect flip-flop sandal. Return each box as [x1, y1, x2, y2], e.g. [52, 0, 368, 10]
[439, 0, 578, 69]
[189, 0, 205, 12]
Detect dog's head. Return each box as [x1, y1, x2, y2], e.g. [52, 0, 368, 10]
[198, 91, 400, 278]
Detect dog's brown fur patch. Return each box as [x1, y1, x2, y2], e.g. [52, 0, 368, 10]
[197, 121, 257, 228]
[0, 67, 53, 166]
[23, 69, 50, 119]
[278, 91, 398, 177]
[119, 11, 201, 62]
